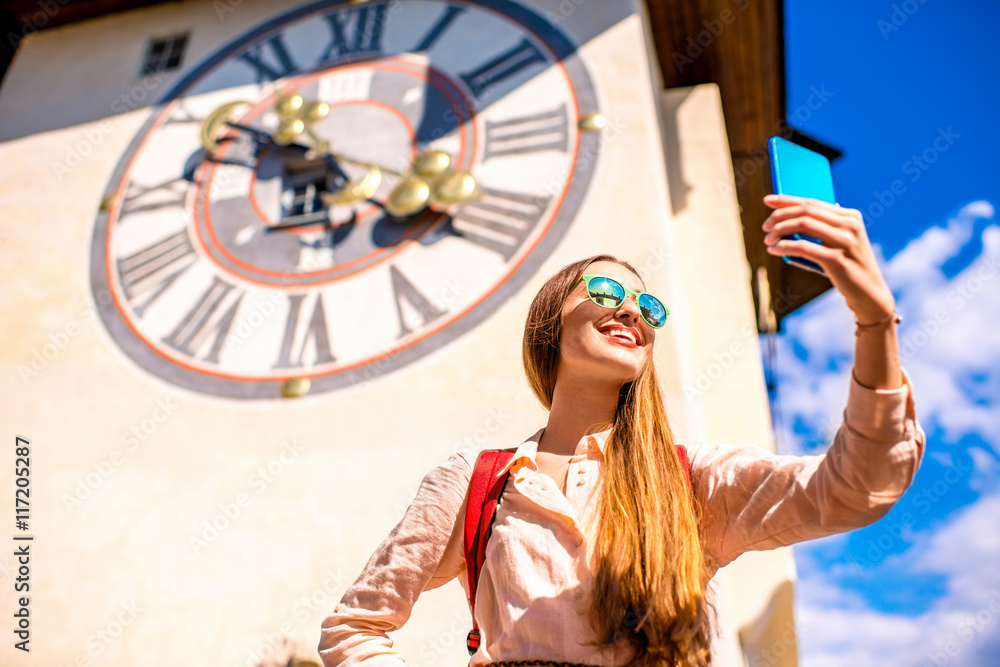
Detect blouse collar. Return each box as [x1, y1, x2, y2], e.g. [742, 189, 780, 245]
[495, 426, 613, 478]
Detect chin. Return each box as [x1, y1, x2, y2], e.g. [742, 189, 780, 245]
[589, 354, 645, 385]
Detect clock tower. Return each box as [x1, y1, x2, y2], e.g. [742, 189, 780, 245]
[0, 1, 797, 665]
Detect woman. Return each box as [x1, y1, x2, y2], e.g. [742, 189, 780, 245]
[319, 195, 925, 666]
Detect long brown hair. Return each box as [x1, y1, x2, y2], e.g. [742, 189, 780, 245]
[522, 255, 713, 666]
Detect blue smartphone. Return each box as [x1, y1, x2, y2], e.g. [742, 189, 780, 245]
[767, 136, 835, 276]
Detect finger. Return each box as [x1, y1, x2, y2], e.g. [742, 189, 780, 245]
[765, 237, 838, 265]
[764, 216, 854, 249]
[763, 194, 838, 209]
[763, 203, 861, 233]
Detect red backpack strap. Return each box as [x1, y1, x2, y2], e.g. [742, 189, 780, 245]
[464, 448, 516, 656]
[461, 445, 690, 655]
[675, 444, 692, 493]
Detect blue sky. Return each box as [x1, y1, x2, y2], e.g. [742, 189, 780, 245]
[779, 1, 1000, 665]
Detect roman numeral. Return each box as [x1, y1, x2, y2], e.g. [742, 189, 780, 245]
[165, 102, 201, 125]
[414, 5, 466, 51]
[319, 4, 388, 62]
[452, 187, 551, 261]
[237, 34, 299, 83]
[459, 37, 547, 99]
[273, 293, 336, 369]
[390, 264, 446, 340]
[320, 68, 375, 102]
[162, 276, 244, 364]
[216, 121, 271, 164]
[482, 103, 569, 161]
[119, 177, 188, 218]
[116, 230, 197, 317]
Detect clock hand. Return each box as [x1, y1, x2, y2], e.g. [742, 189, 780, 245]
[314, 149, 481, 216]
[200, 101, 254, 153]
[385, 150, 480, 217]
[326, 152, 408, 177]
[204, 95, 479, 221]
[264, 218, 338, 233]
[224, 121, 274, 147]
[321, 166, 382, 206]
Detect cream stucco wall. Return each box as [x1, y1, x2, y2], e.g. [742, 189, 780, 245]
[0, 2, 795, 666]
[661, 84, 799, 667]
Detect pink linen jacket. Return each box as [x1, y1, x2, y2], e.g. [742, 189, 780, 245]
[319, 370, 925, 666]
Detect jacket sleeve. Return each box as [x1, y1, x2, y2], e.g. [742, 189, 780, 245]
[689, 368, 926, 569]
[318, 449, 474, 666]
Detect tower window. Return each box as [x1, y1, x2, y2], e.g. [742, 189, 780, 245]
[140, 33, 189, 76]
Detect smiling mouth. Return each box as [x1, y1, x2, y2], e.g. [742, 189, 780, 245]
[599, 328, 638, 346]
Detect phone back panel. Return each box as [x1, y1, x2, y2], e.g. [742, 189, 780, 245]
[768, 137, 836, 203]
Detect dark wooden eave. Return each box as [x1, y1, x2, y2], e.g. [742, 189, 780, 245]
[645, 0, 833, 331]
[3, 0, 169, 35]
[1, 0, 174, 87]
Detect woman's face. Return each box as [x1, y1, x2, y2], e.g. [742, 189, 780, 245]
[557, 260, 655, 384]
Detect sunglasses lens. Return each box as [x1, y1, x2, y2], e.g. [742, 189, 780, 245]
[587, 277, 625, 308]
[638, 294, 667, 328]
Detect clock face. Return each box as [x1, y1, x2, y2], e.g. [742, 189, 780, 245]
[91, 0, 601, 399]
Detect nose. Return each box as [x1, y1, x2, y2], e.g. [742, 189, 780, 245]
[615, 293, 642, 323]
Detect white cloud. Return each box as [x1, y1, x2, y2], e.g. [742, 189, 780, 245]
[771, 201, 1000, 666]
[775, 201, 1000, 454]
[795, 488, 1000, 667]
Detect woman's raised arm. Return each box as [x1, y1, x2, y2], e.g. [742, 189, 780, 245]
[762, 193, 903, 390]
[689, 365, 925, 569]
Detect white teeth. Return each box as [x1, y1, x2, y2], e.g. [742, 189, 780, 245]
[602, 328, 636, 344]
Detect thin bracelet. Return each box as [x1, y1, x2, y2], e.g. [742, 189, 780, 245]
[854, 310, 902, 336]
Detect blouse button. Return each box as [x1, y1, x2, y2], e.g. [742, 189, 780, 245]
[576, 480, 586, 486]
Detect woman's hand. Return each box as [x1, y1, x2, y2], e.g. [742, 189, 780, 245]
[762, 194, 896, 323]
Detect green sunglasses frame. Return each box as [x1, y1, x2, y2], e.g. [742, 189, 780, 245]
[574, 274, 670, 328]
